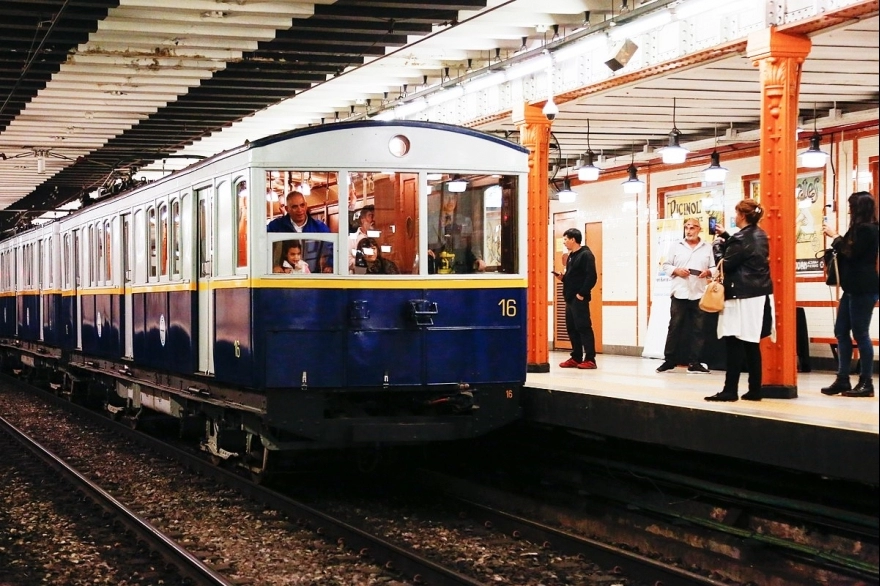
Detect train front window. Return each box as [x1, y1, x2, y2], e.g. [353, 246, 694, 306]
[348, 171, 418, 275]
[426, 174, 519, 274]
[264, 170, 339, 234]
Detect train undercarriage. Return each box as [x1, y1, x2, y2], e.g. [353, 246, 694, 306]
[0, 340, 517, 478]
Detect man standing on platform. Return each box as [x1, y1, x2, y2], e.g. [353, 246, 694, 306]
[555, 228, 599, 369]
[656, 218, 715, 374]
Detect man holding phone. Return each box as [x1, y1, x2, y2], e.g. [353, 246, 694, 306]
[656, 218, 717, 374]
[555, 229, 599, 370]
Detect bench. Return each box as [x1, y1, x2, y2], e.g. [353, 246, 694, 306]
[810, 336, 880, 372]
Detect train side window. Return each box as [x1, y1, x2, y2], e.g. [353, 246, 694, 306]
[104, 220, 112, 284]
[170, 199, 181, 278]
[62, 234, 69, 289]
[47, 236, 54, 289]
[88, 224, 96, 286]
[148, 206, 158, 279]
[236, 180, 247, 269]
[97, 223, 104, 284]
[158, 203, 169, 277]
[426, 174, 519, 275]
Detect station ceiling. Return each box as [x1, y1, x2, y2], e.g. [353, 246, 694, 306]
[1, 0, 877, 232]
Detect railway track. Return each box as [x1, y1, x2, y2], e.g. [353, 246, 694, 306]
[1, 375, 643, 585]
[0, 414, 231, 586]
[417, 427, 879, 585]
[5, 372, 875, 585]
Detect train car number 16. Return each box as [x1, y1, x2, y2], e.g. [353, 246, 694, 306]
[498, 299, 517, 317]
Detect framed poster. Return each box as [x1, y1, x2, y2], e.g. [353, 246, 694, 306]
[746, 171, 825, 273]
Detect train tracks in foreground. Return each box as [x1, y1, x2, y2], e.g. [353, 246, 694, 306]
[0, 414, 233, 586]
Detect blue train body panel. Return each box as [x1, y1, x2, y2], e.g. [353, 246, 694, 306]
[41, 294, 62, 346]
[214, 287, 254, 386]
[134, 290, 196, 373]
[16, 293, 40, 342]
[252, 286, 527, 390]
[0, 296, 15, 337]
[80, 293, 123, 358]
[60, 295, 76, 350]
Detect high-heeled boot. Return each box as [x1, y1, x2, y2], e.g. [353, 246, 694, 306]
[842, 377, 875, 397]
[821, 376, 851, 395]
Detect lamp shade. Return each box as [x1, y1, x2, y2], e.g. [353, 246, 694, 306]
[800, 133, 829, 168]
[703, 150, 728, 183]
[621, 164, 644, 194]
[556, 179, 576, 203]
[577, 151, 600, 181]
[659, 129, 688, 164]
[447, 176, 468, 192]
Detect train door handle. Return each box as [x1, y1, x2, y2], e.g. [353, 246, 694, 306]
[408, 299, 438, 326]
[350, 300, 370, 323]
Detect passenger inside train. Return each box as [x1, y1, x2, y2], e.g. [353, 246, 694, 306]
[273, 240, 311, 274]
[352, 237, 400, 275]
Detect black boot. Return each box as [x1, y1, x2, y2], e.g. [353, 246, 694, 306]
[842, 377, 875, 397]
[821, 377, 851, 396]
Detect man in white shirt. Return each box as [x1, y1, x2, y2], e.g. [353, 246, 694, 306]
[656, 218, 716, 374]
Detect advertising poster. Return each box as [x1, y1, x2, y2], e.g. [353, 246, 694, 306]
[748, 171, 825, 273]
[642, 218, 688, 359]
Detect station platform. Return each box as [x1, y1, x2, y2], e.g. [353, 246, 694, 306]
[523, 353, 879, 485]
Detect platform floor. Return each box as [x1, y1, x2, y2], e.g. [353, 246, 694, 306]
[522, 352, 878, 484]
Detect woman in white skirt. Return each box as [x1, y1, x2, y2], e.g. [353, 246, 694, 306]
[706, 198, 775, 402]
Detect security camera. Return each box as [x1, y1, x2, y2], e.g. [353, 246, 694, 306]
[543, 99, 559, 121]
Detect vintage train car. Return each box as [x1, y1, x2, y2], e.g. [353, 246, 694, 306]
[0, 121, 529, 473]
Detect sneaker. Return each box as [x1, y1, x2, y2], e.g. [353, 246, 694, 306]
[687, 363, 710, 374]
[656, 361, 676, 373]
[559, 358, 581, 368]
[577, 360, 597, 369]
[705, 392, 738, 402]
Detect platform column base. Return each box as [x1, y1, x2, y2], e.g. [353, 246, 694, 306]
[527, 363, 550, 373]
[761, 384, 798, 399]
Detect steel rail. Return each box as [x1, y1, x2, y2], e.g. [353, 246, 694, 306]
[0, 413, 234, 586]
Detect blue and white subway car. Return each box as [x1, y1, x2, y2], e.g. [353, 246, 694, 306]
[0, 121, 529, 473]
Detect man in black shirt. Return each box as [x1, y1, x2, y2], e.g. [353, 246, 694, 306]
[554, 228, 598, 369]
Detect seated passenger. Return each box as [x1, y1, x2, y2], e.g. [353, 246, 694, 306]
[319, 253, 334, 274]
[273, 241, 311, 274]
[352, 238, 399, 275]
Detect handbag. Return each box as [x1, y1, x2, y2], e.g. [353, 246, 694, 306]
[819, 248, 839, 286]
[699, 261, 725, 313]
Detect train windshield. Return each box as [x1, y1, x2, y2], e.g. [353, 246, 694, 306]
[264, 169, 519, 276]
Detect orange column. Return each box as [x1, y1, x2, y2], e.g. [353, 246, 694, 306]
[513, 103, 552, 372]
[747, 28, 811, 398]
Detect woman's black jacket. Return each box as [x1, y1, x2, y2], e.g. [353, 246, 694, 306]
[831, 222, 879, 295]
[716, 224, 773, 300]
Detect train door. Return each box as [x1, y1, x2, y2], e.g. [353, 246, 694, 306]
[122, 213, 133, 358]
[196, 186, 215, 374]
[74, 228, 82, 349]
[37, 239, 44, 341]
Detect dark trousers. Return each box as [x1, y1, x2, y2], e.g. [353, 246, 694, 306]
[835, 291, 879, 379]
[566, 299, 596, 362]
[723, 336, 762, 396]
[663, 297, 706, 365]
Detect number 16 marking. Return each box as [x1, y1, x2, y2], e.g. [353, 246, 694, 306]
[498, 299, 517, 317]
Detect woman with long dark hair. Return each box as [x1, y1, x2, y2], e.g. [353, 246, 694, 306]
[705, 198, 775, 402]
[821, 191, 879, 397]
